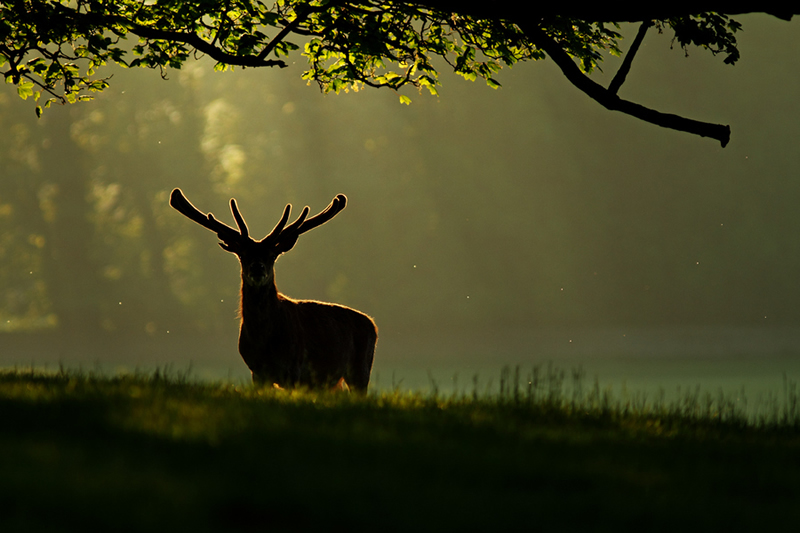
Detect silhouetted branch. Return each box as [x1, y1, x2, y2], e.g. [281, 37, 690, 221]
[257, 5, 319, 62]
[608, 20, 651, 95]
[525, 24, 731, 147]
[398, 2, 798, 24]
[60, 8, 288, 69]
[122, 23, 287, 69]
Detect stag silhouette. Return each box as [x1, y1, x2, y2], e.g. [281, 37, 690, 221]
[170, 188, 377, 391]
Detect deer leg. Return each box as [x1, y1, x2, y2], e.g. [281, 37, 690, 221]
[347, 334, 376, 393]
[331, 376, 350, 392]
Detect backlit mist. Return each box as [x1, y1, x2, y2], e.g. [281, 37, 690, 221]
[2, 15, 799, 393]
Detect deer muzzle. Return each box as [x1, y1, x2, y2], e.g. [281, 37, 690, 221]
[244, 261, 272, 287]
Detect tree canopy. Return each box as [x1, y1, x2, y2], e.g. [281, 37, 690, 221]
[1, 1, 797, 146]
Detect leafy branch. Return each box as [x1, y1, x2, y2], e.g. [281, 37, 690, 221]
[0, 1, 754, 144]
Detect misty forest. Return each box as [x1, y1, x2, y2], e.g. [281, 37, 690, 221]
[3, 10, 800, 386]
[2, 4, 800, 530]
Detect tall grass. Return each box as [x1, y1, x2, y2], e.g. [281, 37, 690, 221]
[2, 363, 800, 532]
[4, 362, 799, 430]
[387, 362, 800, 431]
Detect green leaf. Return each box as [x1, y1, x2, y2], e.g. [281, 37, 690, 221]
[399, 94, 411, 105]
[17, 81, 34, 100]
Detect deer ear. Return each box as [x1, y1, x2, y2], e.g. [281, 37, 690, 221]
[219, 242, 237, 254]
[275, 235, 299, 254]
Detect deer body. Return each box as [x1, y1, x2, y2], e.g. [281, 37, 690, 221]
[238, 277, 377, 389]
[170, 188, 376, 391]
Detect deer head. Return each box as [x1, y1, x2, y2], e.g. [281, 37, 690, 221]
[169, 188, 347, 287]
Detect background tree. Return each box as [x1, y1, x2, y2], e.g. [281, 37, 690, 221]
[1, 2, 797, 145]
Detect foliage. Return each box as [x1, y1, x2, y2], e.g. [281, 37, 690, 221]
[663, 13, 742, 64]
[2, 366, 800, 531]
[0, 1, 743, 111]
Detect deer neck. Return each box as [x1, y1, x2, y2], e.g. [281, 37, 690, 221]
[239, 267, 283, 333]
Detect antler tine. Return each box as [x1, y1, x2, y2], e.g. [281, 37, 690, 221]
[230, 199, 249, 239]
[169, 188, 242, 243]
[270, 195, 346, 254]
[265, 204, 292, 241]
[282, 206, 310, 235]
[295, 194, 347, 235]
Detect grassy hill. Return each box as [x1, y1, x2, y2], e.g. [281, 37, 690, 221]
[1, 367, 799, 531]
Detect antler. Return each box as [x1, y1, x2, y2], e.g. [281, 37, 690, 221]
[171, 188, 347, 255]
[269, 194, 347, 252]
[298, 194, 347, 235]
[170, 188, 250, 250]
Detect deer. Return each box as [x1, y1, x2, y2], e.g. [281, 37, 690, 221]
[169, 188, 377, 392]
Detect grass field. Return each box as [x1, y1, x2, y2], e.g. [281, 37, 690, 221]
[1, 365, 799, 532]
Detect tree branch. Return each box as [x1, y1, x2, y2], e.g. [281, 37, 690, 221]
[398, 2, 799, 24]
[123, 23, 288, 69]
[56, 6, 289, 69]
[608, 20, 650, 95]
[525, 24, 731, 147]
[257, 6, 316, 62]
